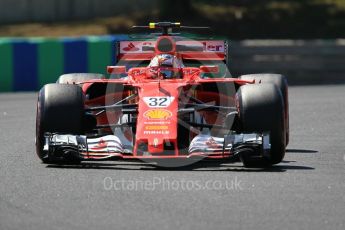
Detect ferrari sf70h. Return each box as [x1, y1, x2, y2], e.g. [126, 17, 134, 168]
[36, 22, 289, 167]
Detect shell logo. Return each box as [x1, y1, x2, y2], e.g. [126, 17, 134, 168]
[144, 109, 172, 120]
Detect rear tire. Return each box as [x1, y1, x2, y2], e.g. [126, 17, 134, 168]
[239, 74, 289, 145]
[236, 83, 286, 167]
[57, 73, 104, 84]
[36, 84, 85, 163]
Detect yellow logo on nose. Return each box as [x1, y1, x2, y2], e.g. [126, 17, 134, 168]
[144, 109, 172, 120]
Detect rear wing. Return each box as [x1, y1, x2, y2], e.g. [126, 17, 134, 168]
[116, 40, 228, 64]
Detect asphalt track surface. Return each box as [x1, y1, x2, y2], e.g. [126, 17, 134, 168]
[0, 85, 344, 230]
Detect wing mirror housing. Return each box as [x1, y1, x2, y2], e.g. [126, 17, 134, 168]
[107, 66, 126, 74]
[200, 65, 219, 73]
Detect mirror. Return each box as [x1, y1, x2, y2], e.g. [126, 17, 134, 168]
[107, 66, 126, 74]
[200, 65, 219, 73]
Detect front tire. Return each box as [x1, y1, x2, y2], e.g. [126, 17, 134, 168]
[36, 84, 85, 163]
[237, 83, 286, 167]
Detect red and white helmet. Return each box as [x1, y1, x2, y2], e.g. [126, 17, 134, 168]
[149, 54, 184, 68]
[148, 54, 184, 79]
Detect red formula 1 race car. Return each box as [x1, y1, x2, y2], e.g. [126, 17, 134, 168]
[36, 22, 289, 167]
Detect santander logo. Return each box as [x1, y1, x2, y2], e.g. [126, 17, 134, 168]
[123, 42, 140, 52]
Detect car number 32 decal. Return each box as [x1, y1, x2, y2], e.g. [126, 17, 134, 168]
[143, 97, 175, 108]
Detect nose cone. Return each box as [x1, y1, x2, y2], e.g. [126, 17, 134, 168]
[135, 82, 179, 155]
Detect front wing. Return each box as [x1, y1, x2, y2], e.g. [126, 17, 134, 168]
[43, 132, 270, 161]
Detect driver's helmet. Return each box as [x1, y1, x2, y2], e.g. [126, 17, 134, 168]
[148, 54, 184, 79]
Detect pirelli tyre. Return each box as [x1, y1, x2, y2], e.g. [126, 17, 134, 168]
[236, 83, 286, 167]
[36, 84, 85, 163]
[238, 74, 289, 146]
[57, 73, 104, 84]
